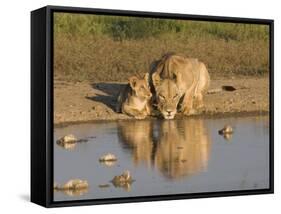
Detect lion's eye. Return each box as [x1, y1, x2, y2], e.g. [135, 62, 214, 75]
[159, 95, 165, 100]
[173, 94, 178, 99]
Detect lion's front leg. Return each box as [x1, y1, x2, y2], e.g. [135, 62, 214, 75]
[180, 92, 196, 115]
[122, 105, 147, 119]
[145, 100, 153, 116]
[193, 93, 204, 109]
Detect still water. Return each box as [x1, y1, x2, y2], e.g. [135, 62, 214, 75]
[54, 116, 269, 201]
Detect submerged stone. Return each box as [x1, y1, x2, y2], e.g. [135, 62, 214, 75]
[218, 125, 233, 135]
[63, 179, 89, 190]
[112, 170, 133, 185]
[218, 125, 234, 141]
[53, 179, 89, 196]
[56, 134, 77, 149]
[99, 153, 117, 162]
[111, 170, 133, 192]
[98, 184, 110, 188]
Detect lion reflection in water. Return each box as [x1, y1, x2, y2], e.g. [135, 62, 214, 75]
[117, 120, 154, 168]
[117, 119, 211, 179]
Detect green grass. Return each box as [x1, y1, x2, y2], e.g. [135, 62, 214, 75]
[54, 12, 270, 82]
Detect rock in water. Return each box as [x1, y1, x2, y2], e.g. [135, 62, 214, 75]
[218, 125, 233, 135]
[57, 134, 77, 144]
[98, 184, 110, 188]
[56, 134, 77, 149]
[112, 170, 133, 185]
[112, 170, 133, 191]
[54, 179, 89, 196]
[63, 179, 89, 190]
[99, 153, 117, 162]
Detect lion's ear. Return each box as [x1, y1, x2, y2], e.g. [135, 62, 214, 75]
[129, 76, 139, 89]
[152, 73, 161, 87]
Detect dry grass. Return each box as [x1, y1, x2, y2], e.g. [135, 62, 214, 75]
[54, 13, 269, 82]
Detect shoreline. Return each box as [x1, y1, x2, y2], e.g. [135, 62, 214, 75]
[54, 110, 269, 128]
[54, 77, 269, 127]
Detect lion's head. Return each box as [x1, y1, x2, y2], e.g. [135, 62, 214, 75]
[129, 73, 152, 100]
[152, 74, 181, 119]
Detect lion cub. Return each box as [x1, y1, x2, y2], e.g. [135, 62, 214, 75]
[116, 73, 152, 119]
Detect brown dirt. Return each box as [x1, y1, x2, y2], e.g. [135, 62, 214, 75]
[54, 77, 269, 125]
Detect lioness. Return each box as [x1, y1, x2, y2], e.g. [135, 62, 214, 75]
[150, 53, 210, 119]
[116, 73, 152, 119]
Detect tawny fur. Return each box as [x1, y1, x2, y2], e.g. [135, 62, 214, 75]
[116, 73, 152, 119]
[150, 53, 210, 119]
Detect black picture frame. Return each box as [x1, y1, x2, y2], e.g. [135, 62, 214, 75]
[31, 5, 274, 208]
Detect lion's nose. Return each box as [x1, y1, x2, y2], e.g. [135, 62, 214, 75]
[166, 110, 172, 115]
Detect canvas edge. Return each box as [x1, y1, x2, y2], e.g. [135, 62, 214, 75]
[31, 7, 48, 207]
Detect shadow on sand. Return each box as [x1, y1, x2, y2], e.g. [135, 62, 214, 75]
[86, 82, 126, 111]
